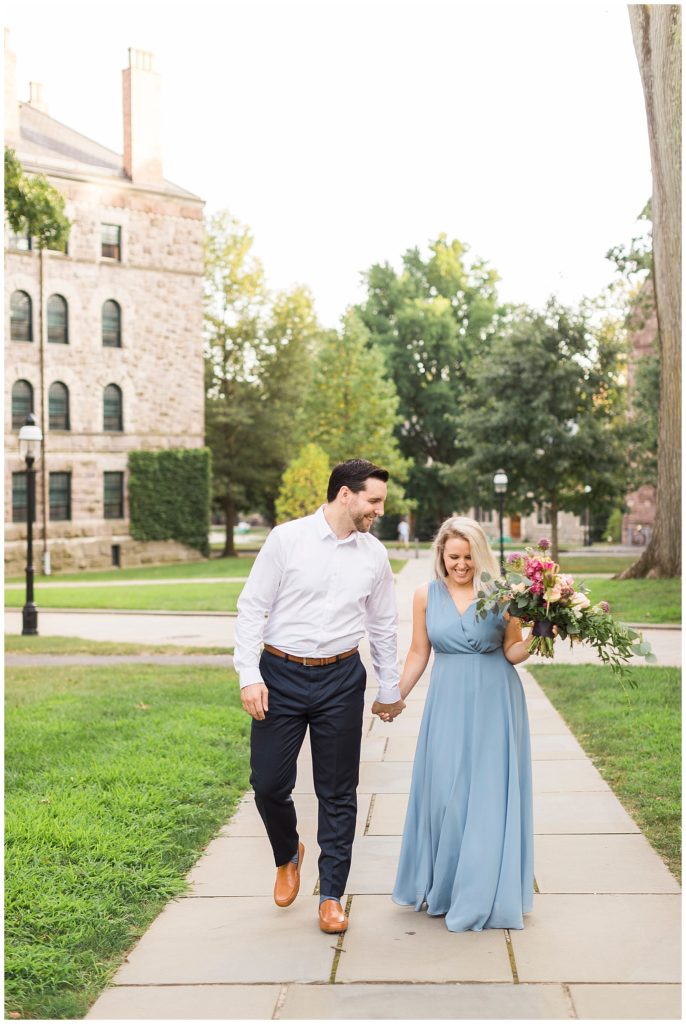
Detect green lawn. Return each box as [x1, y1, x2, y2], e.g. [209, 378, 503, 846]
[4, 635, 232, 656]
[5, 556, 256, 586]
[5, 582, 244, 613]
[578, 577, 681, 624]
[557, 556, 634, 574]
[529, 664, 681, 881]
[6, 561, 406, 612]
[5, 664, 250, 1020]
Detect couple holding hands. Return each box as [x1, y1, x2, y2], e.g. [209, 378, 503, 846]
[234, 459, 534, 936]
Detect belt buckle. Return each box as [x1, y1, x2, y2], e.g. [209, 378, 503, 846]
[302, 656, 315, 667]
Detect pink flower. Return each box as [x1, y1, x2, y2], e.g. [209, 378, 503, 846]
[538, 538, 551, 550]
[507, 552, 522, 564]
[599, 600, 610, 613]
[545, 584, 562, 603]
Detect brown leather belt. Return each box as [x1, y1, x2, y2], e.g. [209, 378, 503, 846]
[264, 644, 358, 667]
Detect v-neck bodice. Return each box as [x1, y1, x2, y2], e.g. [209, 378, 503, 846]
[427, 578, 505, 654]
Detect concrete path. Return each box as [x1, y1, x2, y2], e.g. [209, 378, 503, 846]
[5, 604, 681, 668]
[86, 556, 681, 1021]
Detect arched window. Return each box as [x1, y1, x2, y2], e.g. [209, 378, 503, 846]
[102, 300, 122, 347]
[49, 382, 70, 431]
[103, 384, 123, 432]
[47, 294, 68, 344]
[12, 380, 34, 430]
[10, 290, 33, 342]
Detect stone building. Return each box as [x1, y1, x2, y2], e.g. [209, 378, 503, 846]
[5, 34, 205, 574]
[468, 507, 585, 548]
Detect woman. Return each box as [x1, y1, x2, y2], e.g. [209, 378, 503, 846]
[392, 516, 534, 932]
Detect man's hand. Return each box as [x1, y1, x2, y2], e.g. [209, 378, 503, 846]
[241, 682, 269, 720]
[371, 699, 406, 723]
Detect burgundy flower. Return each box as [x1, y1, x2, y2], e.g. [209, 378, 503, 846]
[599, 600, 610, 613]
[538, 538, 551, 551]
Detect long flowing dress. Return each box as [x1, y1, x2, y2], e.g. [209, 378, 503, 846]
[392, 578, 534, 931]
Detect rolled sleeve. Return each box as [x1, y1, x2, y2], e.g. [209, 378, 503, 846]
[365, 555, 401, 703]
[233, 529, 283, 688]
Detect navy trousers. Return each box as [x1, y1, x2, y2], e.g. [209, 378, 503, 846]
[250, 649, 367, 899]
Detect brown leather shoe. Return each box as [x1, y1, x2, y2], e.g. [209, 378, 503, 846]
[274, 842, 304, 907]
[319, 898, 348, 933]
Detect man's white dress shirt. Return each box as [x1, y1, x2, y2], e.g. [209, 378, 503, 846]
[233, 506, 401, 704]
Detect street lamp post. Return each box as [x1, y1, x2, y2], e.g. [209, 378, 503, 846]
[493, 468, 508, 575]
[19, 414, 43, 636]
[584, 484, 592, 547]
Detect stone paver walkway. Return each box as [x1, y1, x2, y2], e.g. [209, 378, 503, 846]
[84, 557, 681, 1020]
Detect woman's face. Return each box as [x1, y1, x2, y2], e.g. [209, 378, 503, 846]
[443, 536, 475, 587]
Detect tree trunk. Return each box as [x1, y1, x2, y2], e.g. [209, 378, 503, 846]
[550, 498, 559, 564]
[620, 5, 681, 578]
[222, 493, 237, 558]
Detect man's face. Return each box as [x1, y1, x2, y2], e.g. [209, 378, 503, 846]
[345, 478, 387, 532]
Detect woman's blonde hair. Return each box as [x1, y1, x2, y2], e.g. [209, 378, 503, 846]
[432, 516, 500, 594]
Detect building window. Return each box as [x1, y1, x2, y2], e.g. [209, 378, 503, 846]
[101, 224, 121, 260]
[12, 380, 34, 430]
[12, 473, 28, 524]
[10, 290, 33, 342]
[102, 300, 122, 347]
[47, 294, 69, 344]
[47, 237, 68, 255]
[103, 384, 123, 431]
[104, 472, 124, 519]
[475, 506, 494, 524]
[48, 381, 70, 431]
[538, 505, 552, 525]
[49, 472, 72, 521]
[8, 231, 32, 251]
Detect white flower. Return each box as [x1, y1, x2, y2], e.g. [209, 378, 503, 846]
[511, 581, 527, 594]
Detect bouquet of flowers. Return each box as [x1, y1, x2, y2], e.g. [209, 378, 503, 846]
[475, 538, 655, 686]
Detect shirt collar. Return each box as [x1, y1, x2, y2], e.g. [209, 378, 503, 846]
[314, 505, 358, 544]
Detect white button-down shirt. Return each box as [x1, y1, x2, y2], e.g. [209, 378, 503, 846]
[233, 506, 401, 703]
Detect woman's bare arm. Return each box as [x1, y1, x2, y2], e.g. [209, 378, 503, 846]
[399, 584, 432, 699]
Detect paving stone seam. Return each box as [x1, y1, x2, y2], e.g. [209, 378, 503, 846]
[105, 979, 680, 988]
[271, 983, 289, 1019]
[561, 981, 578, 1018]
[504, 930, 520, 984]
[327, 895, 353, 984]
[363, 794, 376, 836]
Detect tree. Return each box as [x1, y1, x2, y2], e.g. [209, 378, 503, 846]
[204, 211, 268, 556]
[300, 310, 411, 513]
[204, 213, 325, 551]
[621, 5, 681, 577]
[5, 148, 70, 248]
[258, 286, 323, 523]
[275, 444, 331, 523]
[5, 147, 71, 573]
[358, 234, 502, 536]
[454, 301, 628, 562]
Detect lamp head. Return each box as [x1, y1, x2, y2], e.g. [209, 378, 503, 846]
[493, 468, 508, 494]
[18, 414, 43, 464]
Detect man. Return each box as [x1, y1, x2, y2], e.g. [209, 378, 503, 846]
[234, 459, 406, 934]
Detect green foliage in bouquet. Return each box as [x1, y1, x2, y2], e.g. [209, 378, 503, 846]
[475, 539, 655, 687]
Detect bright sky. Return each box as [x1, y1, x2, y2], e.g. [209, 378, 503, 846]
[6, 1, 651, 328]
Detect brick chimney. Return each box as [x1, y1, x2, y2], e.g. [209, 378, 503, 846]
[122, 48, 163, 185]
[4, 28, 19, 142]
[28, 81, 48, 113]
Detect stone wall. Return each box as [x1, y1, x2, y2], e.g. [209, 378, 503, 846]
[5, 534, 205, 576]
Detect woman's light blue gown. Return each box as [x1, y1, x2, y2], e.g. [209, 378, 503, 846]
[392, 578, 534, 931]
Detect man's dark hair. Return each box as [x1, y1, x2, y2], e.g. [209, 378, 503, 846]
[327, 459, 389, 502]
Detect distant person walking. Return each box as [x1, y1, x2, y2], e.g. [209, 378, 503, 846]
[397, 517, 410, 549]
[234, 459, 405, 936]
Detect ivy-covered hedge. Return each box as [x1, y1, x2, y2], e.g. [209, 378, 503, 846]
[128, 447, 211, 556]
